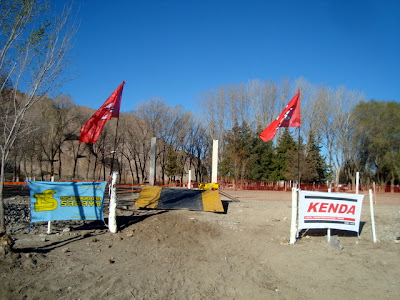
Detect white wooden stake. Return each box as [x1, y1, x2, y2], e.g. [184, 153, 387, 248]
[108, 172, 118, 234]
[149, 137, 157, 186]
[211, 140, 218, 184]
[327, 188, 332, 242]
[47, 176, 55, 234]
[373, 182, 377, 204]
[369, 189, 377, 243]
[356, 172, 360, 194]
[188, 170, 192, 189]
[47, 221, 51, 235]
[289, 188, 298, 245]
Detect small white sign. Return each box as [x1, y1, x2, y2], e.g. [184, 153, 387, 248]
[298, 191, 364, 233]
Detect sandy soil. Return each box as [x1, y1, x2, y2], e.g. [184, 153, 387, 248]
[0, 189, 399, 300]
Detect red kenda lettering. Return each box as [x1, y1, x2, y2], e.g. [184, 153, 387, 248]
[307, 202, 356, 215]
[307, 202, 319, 212]
[319, 202, 328, 212]
[347, 205, 356, 215]
[339, 204, 348, 213]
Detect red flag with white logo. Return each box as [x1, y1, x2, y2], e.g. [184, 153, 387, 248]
[79, 81, 125, 144]
[259, 91, 301, 142]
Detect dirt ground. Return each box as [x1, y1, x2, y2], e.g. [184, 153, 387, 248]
[0, 189, 399, 300]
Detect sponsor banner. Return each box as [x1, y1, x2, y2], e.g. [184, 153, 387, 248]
[29, 181, 107, 222]
[298, 191, 364, 232]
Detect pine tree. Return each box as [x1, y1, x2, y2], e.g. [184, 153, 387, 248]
[305, 132, 329, 183]
[284, 132, 329, 183]
[248, 132, 275, 181]
[271, 128, 297, 181]
[165, 150, 180, 180]
[220, 121, 253, 180]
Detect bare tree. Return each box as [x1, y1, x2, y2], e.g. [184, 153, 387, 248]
[316, 86, 365, 184]
[32, 95, 76, 179]
[254, 79, 279, 131]
[0, 1, 76, 235]
[61, 103, 88, 180]
[200, 80, 283, 149]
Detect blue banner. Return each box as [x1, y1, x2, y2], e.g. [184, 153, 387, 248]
[29, 181, 107, 222]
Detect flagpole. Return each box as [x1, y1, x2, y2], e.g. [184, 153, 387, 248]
[298, 126, 301, 188]
[110, 117, 120, 175]
[297, 89, 301, 189]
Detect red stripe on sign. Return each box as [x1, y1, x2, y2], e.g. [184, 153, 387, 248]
[305, 216, 355, 222]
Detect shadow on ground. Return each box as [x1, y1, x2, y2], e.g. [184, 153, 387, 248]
[298, 221, 366, 238]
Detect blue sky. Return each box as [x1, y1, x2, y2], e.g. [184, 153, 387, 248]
[59, 0, 400, 113]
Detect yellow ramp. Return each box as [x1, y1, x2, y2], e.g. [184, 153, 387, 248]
[202, 190, 224, 212]
[135, 186, 162, 209]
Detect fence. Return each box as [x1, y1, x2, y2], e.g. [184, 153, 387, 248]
[216, 178, 400, 193]
[4, 179, 400, 194]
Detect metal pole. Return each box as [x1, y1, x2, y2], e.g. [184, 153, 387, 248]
[298, 126, 301, 188]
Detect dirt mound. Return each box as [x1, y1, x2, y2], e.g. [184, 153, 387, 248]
[131, 211, 221, 247]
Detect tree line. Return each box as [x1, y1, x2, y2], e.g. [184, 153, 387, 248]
[198, 78, 400, 186]
[4, 86, 400, 189]
[3, 93, 211, 184]
[4, 87, 202, 184]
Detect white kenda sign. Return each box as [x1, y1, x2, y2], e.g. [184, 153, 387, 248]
[298, 191, 364, 233]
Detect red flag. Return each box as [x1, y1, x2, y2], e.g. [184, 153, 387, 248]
[79, 81, 125, 144]
[259, 91, 301, 142]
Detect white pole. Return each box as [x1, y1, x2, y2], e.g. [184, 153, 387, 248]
[211, 140, 218, 184]
[188, 170, 192, 189]
[47, 221, 51, 235]
[47, 176, 55, 234]
[356, 172, 360, 194]
[369, 189, 377, 243]
[289, 188, 298, 245]
[327, 187, 332, 242]
[149, 137, 156, 186]
[108, 172, 118, 234]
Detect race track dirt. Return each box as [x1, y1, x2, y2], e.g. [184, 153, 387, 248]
[0, 189, 399, 299]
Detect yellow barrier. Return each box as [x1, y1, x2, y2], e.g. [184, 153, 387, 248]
[198, 182, 219, 190]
